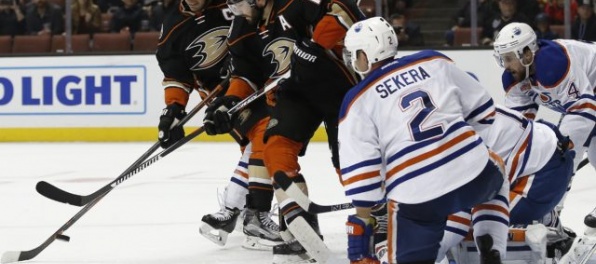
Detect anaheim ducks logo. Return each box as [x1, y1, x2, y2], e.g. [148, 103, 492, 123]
[187, 26, 229, 71]
[263, 37, 294, 77]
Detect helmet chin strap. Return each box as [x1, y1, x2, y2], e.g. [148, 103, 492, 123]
[520, 51, 535, 80]
[352, 59, 372, 78]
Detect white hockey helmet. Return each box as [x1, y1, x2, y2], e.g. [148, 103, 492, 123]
[493, 22, 538, 68]
[344, 17, 398, 75]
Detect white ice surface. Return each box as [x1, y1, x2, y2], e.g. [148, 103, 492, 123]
[0, 142, 594, 263]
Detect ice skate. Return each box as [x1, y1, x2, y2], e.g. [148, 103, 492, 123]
[242, 208, 283, 250]
[476, 234, 502, 264]
[542, 210, 577, 259]
[272, 239, 316, 264]
[199, 207, 241, 246]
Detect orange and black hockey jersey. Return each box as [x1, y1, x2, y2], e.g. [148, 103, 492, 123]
[156, 0, 235, 106]
[225, 0, 365, 99]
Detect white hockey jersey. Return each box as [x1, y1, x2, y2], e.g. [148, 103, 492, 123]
[479, 105, 557, 183]
[338, 50, 496, 206]
[502, 39, 596, 147]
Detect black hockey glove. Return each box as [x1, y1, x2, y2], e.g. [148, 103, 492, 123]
[291, 39, 327, 83]
[158, 103, 187, 148]
[536, 119, 574, 154]
[203, 96, 241, 135]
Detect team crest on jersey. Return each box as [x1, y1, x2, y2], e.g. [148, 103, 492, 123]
[520, 82, 531, 92]
[263, 37, 294, 77]
[187, 26, 229, 71]
[538, 92, 552, 103]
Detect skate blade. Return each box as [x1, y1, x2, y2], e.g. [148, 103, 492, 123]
[199, 223, 229, 246]
[242, 235, 283, 251]
[272, 253, 316, 264]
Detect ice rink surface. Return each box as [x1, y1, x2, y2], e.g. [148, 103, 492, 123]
[0, 142, 595, 264]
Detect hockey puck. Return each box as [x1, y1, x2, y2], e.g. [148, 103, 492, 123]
[56, 234, 70, 242]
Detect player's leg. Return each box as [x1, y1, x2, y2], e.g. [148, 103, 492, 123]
[468, 154, 509, 263]
[583, 133, 596, 228]
[242, 117, 284, 250]
[436, 210, 472, 262]
[264, 92, 323, 263]
[387, 156, 506, 263]
[510, 147, 576, 258]
[199, 143, 250, 246]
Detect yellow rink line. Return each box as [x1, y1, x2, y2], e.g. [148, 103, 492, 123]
[0, 127, 329, 142]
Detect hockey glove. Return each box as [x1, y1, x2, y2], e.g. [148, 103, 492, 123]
[536, 119, 575, 153]
[291, 39, 326, 84]
[158, 103, 187, 148]
[346, 214, 379, 264]
[203, 96, 241, 135]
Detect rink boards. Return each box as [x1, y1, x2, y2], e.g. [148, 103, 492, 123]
[0, 50, 558, 142]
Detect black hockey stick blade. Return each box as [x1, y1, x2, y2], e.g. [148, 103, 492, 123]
[578, 157, 589, 171]
[273, 172, 354, 214]
[34, 85, 223, 206]
[1, 190, 108, 264]
[36, 181, 83, 206]
[2, 83, 283, 263]
[2, 250, 32, 263]
[2, 127, 209, 263]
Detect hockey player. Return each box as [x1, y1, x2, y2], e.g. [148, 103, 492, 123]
[202, 0, 364, 261]
[436, 105, 576, 263]
[340, 17, 509, 264]
[492, 22, 596, 227]
[154, 0, 281, 250]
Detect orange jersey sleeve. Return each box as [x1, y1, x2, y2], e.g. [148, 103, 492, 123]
[312, 0, 361, 49]
[162, 77, 193, 106]
[226, 76, 257, 99]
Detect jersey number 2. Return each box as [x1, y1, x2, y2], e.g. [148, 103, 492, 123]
[401, 90, 443, 141]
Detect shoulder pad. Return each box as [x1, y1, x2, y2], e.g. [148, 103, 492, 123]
[502, 71, 518, 93]
[227, 17, 252, 45]
[534, 40, 570, 88]
[397, 50, 452, 66]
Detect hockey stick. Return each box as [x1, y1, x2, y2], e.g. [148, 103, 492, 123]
[34, 71, 290, 207]
[272, 172, 352, 263]
[0, 74, 290, 264]
[578, 157, 589, 171]
[273, 172, 354, 214]
[35, 85, 224, 206]
[1, 126, 209, 264]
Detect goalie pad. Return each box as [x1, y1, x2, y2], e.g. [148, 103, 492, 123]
[450, 224, 548, 264]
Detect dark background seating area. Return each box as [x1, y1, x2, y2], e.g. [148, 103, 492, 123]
[0, 0, 595, 53]
[0, 31, 159, 54]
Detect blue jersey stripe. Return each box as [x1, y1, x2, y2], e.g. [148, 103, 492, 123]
[496, 108, 528, 128]
[465, 99, 494, 122]
[472, 215, 509, 226]
[568, 112, 596, 122]
[387, 121, 469, 165]
[345, 181, 383, 196]
[511, 104, 539, 112]
[517, 124, 533, 177]
[341, 157, 383, 175]
[386, 137, 483, 192]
